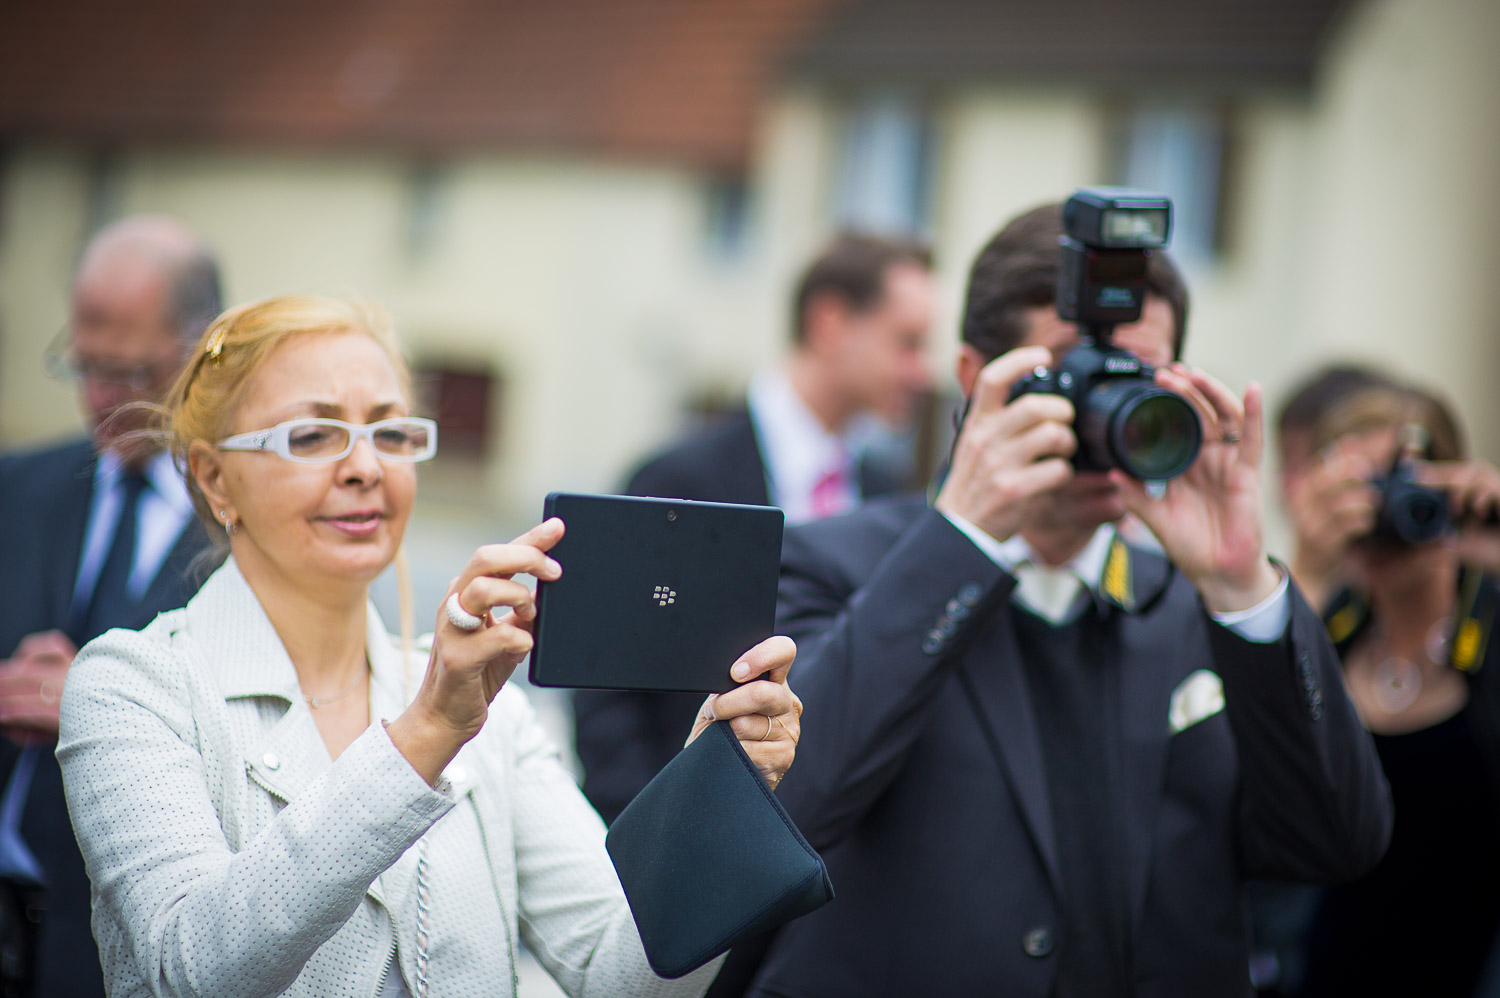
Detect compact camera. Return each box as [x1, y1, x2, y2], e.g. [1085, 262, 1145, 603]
[1008, 187, 1202, 482]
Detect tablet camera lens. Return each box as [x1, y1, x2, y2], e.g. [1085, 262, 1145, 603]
[667, 508, 677, 521]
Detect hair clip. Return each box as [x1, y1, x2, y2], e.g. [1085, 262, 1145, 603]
[205, 326, 227, 365]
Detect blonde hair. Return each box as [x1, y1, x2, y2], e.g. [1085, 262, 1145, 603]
[162, 294, 413, 530]
[161, 293, 419, 668]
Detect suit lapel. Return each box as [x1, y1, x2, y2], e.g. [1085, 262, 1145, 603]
[732, 410, 775, 507]
[955, 610, 1063, 895]
[137, 517, 215, 617]
[955, 537, 1179, 901]
[50, 446, 96, 630]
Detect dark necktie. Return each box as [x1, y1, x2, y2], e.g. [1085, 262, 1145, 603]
[80, 471, 150, 642]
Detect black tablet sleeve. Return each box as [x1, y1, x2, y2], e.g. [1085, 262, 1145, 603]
[605, 720, 834, 979]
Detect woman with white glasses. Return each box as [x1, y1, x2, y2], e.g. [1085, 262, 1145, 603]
[56, 295, 802, 997]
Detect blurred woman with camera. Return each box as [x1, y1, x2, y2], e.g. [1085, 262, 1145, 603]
[55, 295, 803, 998]
[1289, 384, 1500, 997]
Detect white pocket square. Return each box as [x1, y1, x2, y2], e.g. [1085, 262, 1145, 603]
[1168, 669, 1224, 734]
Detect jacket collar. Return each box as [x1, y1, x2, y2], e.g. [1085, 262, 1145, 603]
[1099, 532, 1173, 615]
[186, 557, 413, 710]
[185, 559, 439, 911]
[989, 524, 1175, 617]
[955, 524, 1180, 919]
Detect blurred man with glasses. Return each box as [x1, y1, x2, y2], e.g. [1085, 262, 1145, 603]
[0, 215, 221, 998]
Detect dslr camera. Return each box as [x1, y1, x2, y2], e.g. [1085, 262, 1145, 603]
[1010, 187, 1202, 481]
[1368, 460, 1450, 547]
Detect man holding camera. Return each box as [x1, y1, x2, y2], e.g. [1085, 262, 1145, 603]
[747, 200, 1393, 997]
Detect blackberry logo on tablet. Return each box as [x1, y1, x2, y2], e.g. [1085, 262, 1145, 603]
[653, 586, 677, 606]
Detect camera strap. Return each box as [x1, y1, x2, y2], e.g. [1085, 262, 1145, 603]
[1325, 566, 1495, 675]
[1096, 534, 1172, 617]
[1449, 567, 1494, 674]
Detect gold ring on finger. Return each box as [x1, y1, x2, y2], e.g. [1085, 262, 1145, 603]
[773, 714, 799, 744]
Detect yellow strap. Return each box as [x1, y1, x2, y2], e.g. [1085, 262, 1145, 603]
[1454, 618, 1482, 672]
[1103, 537, 1132, 610]
[1326, 603, 1362, 645]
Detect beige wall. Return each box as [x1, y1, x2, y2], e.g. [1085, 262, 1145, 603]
[929, 89, 1106, 375]
[0, 146, 784, 519]
[1300, 0, 1500, 463]
[1184, 0, 1500, 471]
[2, 0, 1492, 539]
[0, 147, 98, 442]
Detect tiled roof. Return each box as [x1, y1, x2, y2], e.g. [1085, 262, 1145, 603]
[787, 0, 1354, 92]
[0, 0, 843, 169]
[0, 0, 1354, 165]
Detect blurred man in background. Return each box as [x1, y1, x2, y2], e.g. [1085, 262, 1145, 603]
[0, 215, 221, 997]
[627, 231, 935, 520]
[574, 231, 936, 824]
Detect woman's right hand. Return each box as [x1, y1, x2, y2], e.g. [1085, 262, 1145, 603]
[1288, 442, 1378, 606]
[387, 518, 564, 784]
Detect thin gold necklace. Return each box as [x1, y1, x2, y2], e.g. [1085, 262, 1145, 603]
[302, 659, 368, 709]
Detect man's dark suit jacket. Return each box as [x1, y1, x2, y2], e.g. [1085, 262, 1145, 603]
[573, 408, 899, 825]
[747, 495, 1393, 998]
[0, 436, 213, 998]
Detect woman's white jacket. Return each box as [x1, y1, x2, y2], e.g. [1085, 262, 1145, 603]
[57, 558, 718, 997]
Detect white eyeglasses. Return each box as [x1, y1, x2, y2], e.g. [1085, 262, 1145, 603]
[217, 417, 439, 464]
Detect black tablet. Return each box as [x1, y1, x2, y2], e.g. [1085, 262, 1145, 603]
[529, 492, 785, 693]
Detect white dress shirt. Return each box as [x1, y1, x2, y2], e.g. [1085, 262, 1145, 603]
[72, 447, 195, 607]
[942, 513, 1291, 642]
[747, 371, 860, 525]
[57, 560, 721, 998]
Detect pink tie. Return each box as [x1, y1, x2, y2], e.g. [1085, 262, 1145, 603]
[810, 461, 853, 519]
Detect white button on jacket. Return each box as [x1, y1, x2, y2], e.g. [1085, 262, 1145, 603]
[57, 559, 720, 998]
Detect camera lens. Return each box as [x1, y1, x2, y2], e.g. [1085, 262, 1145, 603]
[1078, 381, 1201, 480]
[1382, 481, 1449, 545]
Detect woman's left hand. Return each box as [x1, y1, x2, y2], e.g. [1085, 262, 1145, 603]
[1418, 458, 1500, 574]
[686, 636, 800, 790]
[1114, 363, 1281, 613]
